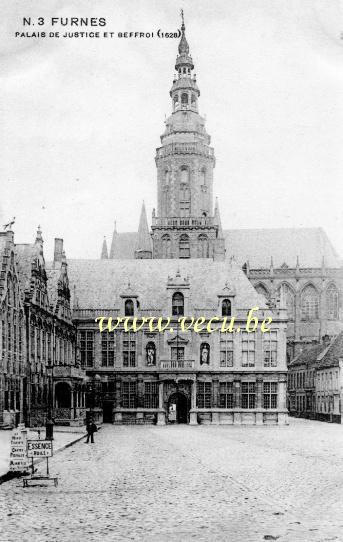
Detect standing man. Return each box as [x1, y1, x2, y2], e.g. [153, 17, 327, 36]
[85, 418, 97, 444]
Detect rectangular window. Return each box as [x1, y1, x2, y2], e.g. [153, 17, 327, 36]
[220, 335, 234, 367]
[144, 382, 158, 408]
[241, 332, 255, 367]
[122, 381, 137, 408]
[263, 382, 278, 409]
[197, 382, 212, 408]
[123, 332, 136, 367]
[241, 382, 256, 408]
[80, 331, 94, 368]
[101, 332, 116, 367]
[263, 331, 278, 367]
[219, 382, 234, 408]
[171, 347, 185, 361]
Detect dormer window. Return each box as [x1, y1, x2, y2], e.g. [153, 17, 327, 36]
[222, 299, 232, 317]
[172, 292, 184, 316]
[125, 299, 134, 317]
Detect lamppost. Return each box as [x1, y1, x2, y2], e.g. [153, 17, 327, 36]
[45, 364, 54, 440]
[87, 374, 101, 423]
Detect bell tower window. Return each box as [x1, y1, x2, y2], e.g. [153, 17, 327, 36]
[181, 92, 188, 107]
[179, 234, 190, 258]
[197, 234, 209, 258]
[161, 234, 171, 258]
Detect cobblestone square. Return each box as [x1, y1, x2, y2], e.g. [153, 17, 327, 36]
[1, 418, 343, 541]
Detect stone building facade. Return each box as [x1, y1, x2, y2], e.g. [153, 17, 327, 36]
[68, 259, 288, 425]
[0, 229, 86, 429]
[0, 230, 26, 428]
[288, 332, 343, 423]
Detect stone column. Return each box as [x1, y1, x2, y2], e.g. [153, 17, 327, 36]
[189, 378, 198, 425]
[233, 379, 241, 425]
[157, 380, 165, 425]
[212, 378, 219, 424]
[256, 377, 263, 425]
[278, 375, 288, 425]
[114, 379, 122, 423]
[136, 377, 144, 423]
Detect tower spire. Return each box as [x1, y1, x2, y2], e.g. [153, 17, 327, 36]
[109, 220, 117, 259]
[135, 201, 152, 259]
[214, 198, 224, 239]
[101, 236, 108, 259]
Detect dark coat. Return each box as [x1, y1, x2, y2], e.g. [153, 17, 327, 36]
[87, 422, 97, 435]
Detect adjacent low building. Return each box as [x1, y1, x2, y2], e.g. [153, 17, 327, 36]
[288, 333, 343, 423]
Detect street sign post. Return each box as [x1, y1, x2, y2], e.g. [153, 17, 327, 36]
[23, 440, 58, 488]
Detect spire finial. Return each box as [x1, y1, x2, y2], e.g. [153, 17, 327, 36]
[178, 9, 189, 55]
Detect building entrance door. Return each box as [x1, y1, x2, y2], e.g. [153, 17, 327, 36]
[103, 401, 114, 423]
[168, 392, 189, 424]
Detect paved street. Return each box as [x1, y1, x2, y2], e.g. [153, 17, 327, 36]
[1, 419, 343, 541]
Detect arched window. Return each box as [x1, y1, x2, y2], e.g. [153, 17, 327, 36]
[200, 167, 206, 185]
[198, 234, 209, 258]
[173, 94, 179, 110]
[181, 92, 188, 105]
[125, 299, 134, 317]
[179, 234, 190, 258]
[146, 342, 156, 366]
[326, 283, 339, 320]
[180, 166, 189, 185]
[191, 93, 196, 106]
[222, 299, 231, 317]
[180, 183, 190, 201]
[164, 169, 170, 184]
[301, 285, 319, 320]
[172, 292, 184, 316]
[278, 283, 295, 320]
[200, 343, 210, 365]
[255, 283, 269, 301]
[161, 234, 171, 258]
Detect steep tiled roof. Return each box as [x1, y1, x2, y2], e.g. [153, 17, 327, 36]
[288, 343, 326, 367]
[317, 332, 343, 369]
[108, 227, 342, 268]
[66, 258, 268, 311]
[110, 232, 139, 259]
[15, 244, 36, 291]
[224, 228, 341, 268]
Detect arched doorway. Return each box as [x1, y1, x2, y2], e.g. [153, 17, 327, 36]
[168, 392, 189, 424]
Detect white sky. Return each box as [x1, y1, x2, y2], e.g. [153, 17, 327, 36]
[1, 0, 343, 260]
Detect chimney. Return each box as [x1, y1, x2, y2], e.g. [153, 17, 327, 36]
[54, 238, 64, 266]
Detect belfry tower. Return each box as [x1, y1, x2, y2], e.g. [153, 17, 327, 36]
[151, 12, 225, 260]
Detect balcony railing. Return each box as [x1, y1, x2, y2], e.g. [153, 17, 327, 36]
[156, 142, 214, 160]
[152, 216, 215, 228]
[160, 359, 195, 369]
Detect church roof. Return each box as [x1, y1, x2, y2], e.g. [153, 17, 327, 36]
[224, 228, 341, 268]
[66, 258, 268, 311]
[107, 227, 341, 268]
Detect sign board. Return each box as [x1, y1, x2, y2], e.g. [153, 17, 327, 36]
[27, 440, 53, 458]
[9, 427, 29, 472]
